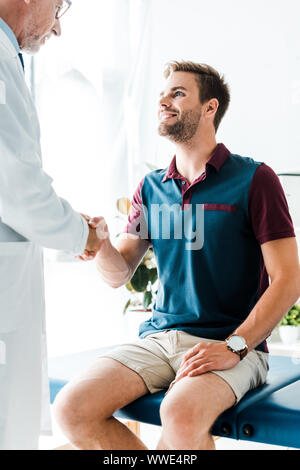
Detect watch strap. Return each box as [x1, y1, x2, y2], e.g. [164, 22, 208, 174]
[239, 346, 248, 360]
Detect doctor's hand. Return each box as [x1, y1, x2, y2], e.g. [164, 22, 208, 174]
[173, 341, 240, 384]
[77, 215, 109, 261]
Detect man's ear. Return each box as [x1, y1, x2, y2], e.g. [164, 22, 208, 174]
[206, 98, 219, 116]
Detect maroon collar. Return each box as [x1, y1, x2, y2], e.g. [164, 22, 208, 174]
[162, 143, 231, 183]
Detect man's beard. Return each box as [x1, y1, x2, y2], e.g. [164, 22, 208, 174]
[158, 109, 201, 143]
[20, 36, 42, 54]
[19, 10, 42, 54]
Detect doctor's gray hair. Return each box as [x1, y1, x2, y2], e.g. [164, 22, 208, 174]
[164, 60, 230, 132]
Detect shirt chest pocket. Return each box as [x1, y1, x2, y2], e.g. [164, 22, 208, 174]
[204, 203, 237, 213]
[203, 203, 240, 237]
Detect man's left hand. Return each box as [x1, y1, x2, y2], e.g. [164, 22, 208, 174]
[174, 341, 240, 383]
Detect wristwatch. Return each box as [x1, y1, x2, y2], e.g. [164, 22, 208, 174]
[226, 334, 248, 360]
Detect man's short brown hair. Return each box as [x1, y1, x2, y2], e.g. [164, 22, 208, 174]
[164, 61, 230, 132]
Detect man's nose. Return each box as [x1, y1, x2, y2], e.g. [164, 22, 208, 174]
[52, 19, 62, 37]
[159, 95, 172, 109]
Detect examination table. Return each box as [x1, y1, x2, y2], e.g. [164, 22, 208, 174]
[48, 347, 300, 449]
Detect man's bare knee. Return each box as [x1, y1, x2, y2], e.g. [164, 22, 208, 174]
[160, 391, 210, 434]
[53, 357, 148, 431]
[159, 391, 215, 450]
[158, 374, 235, 449]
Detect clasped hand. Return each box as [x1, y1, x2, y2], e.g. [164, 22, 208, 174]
[77, 214, 109, 261]
[174, 341, 240, 384]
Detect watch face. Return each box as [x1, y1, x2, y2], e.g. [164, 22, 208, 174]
[228, 335, 246, 351]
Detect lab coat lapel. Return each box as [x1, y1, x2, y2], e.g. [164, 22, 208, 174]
[0, 29, 24, 75]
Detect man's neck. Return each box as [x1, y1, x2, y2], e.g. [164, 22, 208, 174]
[174, 133, 218, 185]
[0, 4, 24, 45]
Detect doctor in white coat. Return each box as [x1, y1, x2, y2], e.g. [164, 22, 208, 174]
[0, 0, 102, 449]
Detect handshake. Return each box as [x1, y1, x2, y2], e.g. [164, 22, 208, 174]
[77, 214, 110, 261]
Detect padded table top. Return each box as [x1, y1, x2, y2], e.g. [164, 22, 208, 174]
[48, 348, 300, 448]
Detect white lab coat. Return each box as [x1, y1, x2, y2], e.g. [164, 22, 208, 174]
[0, 29, 89, 449]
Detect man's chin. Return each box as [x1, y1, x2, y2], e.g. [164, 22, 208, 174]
[158, 123, 180, 141]
[158, 123, 172, 138]
[20, 39, 44, 55]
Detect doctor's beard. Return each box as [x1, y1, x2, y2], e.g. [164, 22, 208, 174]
[20, 12, 45, 54]
[158, 109, 202, 143]
[21, 38, 42, 54]
[20, 31, 44, 54]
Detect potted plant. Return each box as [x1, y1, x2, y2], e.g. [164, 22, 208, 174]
[124, 249, 158, 313]
[278, 304, 300, 344]
[115, 197, 158, 315]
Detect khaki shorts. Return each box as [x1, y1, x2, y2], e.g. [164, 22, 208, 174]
[100, 330, 269, 404]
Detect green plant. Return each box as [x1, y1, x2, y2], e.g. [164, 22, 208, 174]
[124, 248, 158, 313]
[278, 304, 300, 326]
[116, 197, 158, 314]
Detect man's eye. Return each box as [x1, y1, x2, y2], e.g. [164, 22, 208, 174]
[174, 91, 184, 97]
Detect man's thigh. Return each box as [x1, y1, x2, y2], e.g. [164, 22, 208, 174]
[100, 334, 176, 393]
[169, 331, 269, 404]
[160, 372, 236, 431]
[55, 357, 149, 419]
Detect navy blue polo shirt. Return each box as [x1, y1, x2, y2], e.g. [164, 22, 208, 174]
[125, 144, 295, 352]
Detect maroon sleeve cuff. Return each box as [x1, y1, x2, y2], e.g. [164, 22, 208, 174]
[124, 178, 151, 244]
[248, 163, 296, 245]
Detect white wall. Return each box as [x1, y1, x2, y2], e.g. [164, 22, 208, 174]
[139, 0, 300, 174]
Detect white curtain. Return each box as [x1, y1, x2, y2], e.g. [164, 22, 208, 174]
[35, 0, 159, 236]
[35, 0, 119, 227]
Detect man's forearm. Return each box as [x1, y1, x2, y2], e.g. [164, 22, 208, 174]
[95, 237, 132, 288]
[234, 276, 300, 351]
